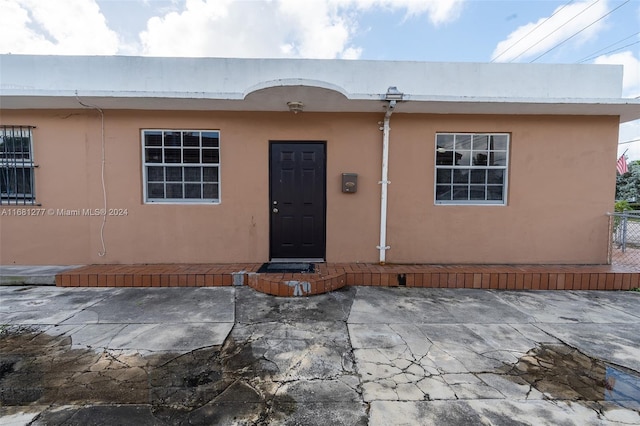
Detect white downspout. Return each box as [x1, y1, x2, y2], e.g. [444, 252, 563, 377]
[377, 100, 396, 265]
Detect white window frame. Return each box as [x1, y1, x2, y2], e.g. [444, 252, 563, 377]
[1, 126, 36, 205]
[434, 132, 509, 206]
[141, 129, 221, 204]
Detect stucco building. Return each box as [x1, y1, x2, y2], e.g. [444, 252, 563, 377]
[1, 55, 639, 266]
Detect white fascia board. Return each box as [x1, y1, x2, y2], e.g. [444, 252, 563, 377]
[1, 55, 636, 121]
[0, 88, 246, 100]
[2, 94, 638, 122]
[0, 54, 624, 100]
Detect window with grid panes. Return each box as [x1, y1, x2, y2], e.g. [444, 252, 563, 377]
[1, 126, 36, 205]
[142, 130, 220, 203]
[435, 133, 509, 205]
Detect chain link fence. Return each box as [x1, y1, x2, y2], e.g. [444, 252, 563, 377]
[609, 211, 640, 268]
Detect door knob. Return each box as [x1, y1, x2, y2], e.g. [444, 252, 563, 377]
[272, 208, 279, 213]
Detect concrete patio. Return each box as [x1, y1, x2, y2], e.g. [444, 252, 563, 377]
[1, 285, 639, 425]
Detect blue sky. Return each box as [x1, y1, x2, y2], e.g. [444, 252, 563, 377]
[1, 0, 639, 159]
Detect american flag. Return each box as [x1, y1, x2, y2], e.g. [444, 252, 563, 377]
[617, 154, 628, 174]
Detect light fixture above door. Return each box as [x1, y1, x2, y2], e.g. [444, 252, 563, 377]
[287, 101, 304, 114]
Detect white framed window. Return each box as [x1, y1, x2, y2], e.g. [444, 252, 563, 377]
[1, 126, 36, 205]
[142, 130, 220, 203]
[435, 133, 509, 205]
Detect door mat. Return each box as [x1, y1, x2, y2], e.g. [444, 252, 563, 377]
[257, 263, 316, 274]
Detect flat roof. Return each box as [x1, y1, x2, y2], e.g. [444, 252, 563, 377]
[1, 55, 639, 122]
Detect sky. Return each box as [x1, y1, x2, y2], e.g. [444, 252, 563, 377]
[1, 0, 639, 160]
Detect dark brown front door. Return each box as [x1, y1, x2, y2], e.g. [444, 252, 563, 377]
[269, 142, 326, 259]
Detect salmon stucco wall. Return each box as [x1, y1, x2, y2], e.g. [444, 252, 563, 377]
[385, 114, 618, 264]
[0, 110, 381, 265]
[0, 110, 618, 265]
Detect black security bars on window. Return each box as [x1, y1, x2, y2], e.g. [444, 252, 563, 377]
[0, 125, 36, 205]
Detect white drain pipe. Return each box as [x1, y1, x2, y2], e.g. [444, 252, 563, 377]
[377, 99, 396, 265]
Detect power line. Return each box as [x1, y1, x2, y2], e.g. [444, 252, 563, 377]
[491, 0, 575, 62]
[577, 37, 640, 63]
[530, 0, 632, 62]
[508, 0, 602, 63]
[620, 138, 640, 145]
[582, 41, 640, 62]
[576, 31, 640, 63]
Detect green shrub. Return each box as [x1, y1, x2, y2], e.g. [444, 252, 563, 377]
[615, 200, 631, 213]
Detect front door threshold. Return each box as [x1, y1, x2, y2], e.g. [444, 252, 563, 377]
[269, 258, 325, 263]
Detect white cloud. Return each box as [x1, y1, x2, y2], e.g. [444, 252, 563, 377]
[395, 0, 464, 25]
[332, 0, 464, 25]
[0, 0, 464, 58]
[139, 0, 464, 59]
[278, 0, 355, 58]
[0, 0, 120, 55]
[492, 0, 610, 62]
[594, 51, 640, 98]
[139, 0, 353, 58]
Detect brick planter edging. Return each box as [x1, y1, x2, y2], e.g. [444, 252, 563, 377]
[347, 271, 639, 291]
[246, 272, 347, 297]
[55, 264, 639, 295]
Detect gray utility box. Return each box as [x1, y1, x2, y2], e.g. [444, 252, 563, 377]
[342, 173, 358, 193]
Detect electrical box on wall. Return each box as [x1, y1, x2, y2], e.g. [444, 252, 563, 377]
[342, 173, 358, 193]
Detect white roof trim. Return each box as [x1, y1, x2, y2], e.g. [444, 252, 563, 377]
[243, 78, 349, 99]
[1, 55, 639, 122]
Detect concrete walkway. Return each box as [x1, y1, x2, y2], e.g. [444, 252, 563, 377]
[1, 286, 639, 425]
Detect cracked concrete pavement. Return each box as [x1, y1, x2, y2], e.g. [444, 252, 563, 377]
[1, 285, 639, 425]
